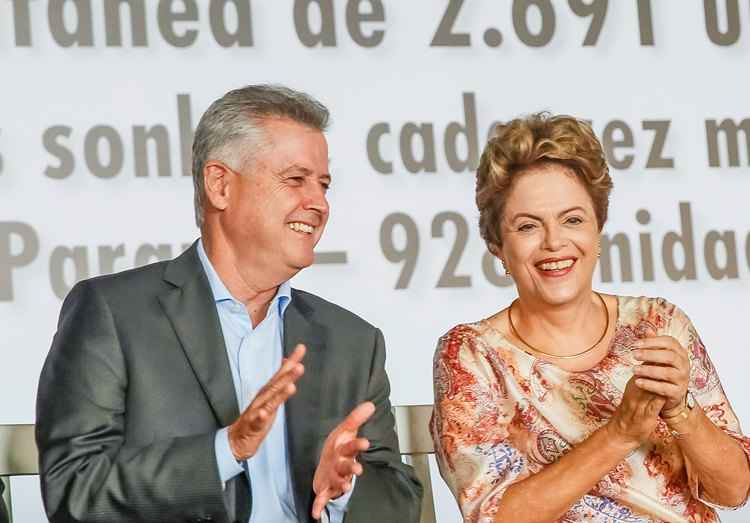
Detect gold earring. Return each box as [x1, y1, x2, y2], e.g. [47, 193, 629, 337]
[501, 260, 510, 276]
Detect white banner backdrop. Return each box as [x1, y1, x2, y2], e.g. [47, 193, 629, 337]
[1, 1, 749, 521]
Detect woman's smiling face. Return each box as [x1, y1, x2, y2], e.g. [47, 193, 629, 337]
[498, 162, 600, 307]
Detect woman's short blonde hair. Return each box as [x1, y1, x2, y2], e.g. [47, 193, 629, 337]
[476, 112, 613, 250]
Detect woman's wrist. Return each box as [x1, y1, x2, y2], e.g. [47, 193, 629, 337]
[663, 396, 699, 437]
[665, 407, 695, 423]
[661, 394, 688, 419]
[602, 422, 641, 455]
[662, 405, 688, 422]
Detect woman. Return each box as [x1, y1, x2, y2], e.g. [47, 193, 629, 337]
[430, 113, 750, 523]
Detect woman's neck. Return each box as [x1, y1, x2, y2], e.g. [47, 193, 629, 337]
[512, 290, 606, 357]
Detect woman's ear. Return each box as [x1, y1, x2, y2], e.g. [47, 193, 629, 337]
[489, 243, 510, 276]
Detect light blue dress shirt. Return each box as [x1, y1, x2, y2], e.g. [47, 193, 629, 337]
[198, 240, 352, 522]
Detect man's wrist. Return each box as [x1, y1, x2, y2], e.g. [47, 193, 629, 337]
[227, 424, 241, 461]
[327, 475, 357, 507]
[227, 423, 252, 461]
[215, 428, 245, 485]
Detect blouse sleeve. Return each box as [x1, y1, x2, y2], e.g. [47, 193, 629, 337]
[667, 302, 750, 509]
[430, 325, 531, 523]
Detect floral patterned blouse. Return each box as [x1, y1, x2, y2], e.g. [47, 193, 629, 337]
[431, 295, 750, 523]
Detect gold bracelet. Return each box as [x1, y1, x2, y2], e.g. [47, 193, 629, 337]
[661, 402, 685, 419]
[662, 392, 699, 438]
[664, 406, 697, 438]
[662, 405, 690, 424]
[662, 408, 690, 428]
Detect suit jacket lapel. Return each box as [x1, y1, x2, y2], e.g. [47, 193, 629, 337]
[284, 291, 326, 520]
[157, 243, 239, 429]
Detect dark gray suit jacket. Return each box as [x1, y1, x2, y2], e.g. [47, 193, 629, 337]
[36, 243, 422, 522]
[0, 480, 8, 523]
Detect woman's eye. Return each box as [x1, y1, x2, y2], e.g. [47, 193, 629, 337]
[566, 216, 583, 225]
[288, 176, 304, 185]
[518, 223, 536, 232]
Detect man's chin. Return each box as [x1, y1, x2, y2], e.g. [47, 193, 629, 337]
[289, 254, 315, 271]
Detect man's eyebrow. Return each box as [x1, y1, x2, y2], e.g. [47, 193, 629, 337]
[276, 164, 331, 179]
[277, 164, 312, 176]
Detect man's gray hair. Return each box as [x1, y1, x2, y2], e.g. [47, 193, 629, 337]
[191, 84, 330, 228]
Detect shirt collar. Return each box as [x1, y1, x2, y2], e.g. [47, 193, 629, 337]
[197, 239, 292, 316]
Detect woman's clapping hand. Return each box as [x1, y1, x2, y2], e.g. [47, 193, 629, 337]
[631, 336, 690, 413]
[607, 376, 666, 449]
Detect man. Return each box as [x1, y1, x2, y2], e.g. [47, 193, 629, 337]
[0, 480, 8, 523]
[36, 85, 422, 522]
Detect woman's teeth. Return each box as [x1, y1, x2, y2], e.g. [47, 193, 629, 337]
[288, 222, 314, 234]
[539, 259, 574, 271]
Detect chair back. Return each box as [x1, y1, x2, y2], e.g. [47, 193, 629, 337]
[392, 405, 436, 523]
[0, 424, 38, 523]
[1, 418, 440, 523]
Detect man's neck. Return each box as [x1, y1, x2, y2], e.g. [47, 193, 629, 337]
[201, 234, 288, 326]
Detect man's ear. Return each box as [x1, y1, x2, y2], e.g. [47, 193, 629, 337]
[203, 161, 232, 212]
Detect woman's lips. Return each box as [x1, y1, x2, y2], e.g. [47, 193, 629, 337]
[535, 258, 576, 277]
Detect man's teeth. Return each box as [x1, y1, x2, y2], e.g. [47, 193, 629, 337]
[539, 259, 574, 271]
[288, 222, 314, 234]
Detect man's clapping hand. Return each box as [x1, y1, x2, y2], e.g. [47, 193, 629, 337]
[228, 344, 306, 460]
[311, 402, 375, 520]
